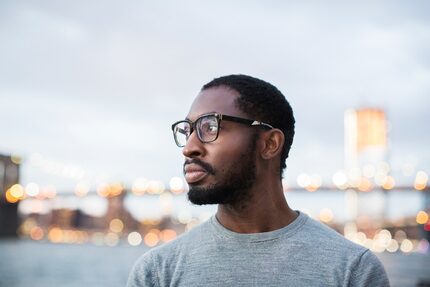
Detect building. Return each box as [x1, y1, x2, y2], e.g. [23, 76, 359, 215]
[0, 154, 21, 237]
[344, 108, 389, 222]
[344, 108, 388, 172]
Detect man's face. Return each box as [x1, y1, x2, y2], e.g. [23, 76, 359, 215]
[182, 86, 258, 205]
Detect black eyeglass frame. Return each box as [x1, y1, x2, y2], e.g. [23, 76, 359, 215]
[171, 112, 274, 147]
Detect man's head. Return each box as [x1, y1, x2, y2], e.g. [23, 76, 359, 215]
[173, 74, 295, 206]
[202, 75, 295, 173]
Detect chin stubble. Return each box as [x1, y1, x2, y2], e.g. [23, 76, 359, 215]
[187, 134, 258, 206]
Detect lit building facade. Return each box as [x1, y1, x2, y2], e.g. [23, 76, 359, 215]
[344, 108, 388, 172]
[344, 108, 389, 222]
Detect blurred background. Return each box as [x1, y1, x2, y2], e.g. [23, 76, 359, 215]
[0, 0, 429, 286]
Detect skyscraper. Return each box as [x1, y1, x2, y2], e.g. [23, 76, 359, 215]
[344, 108, 388, 172]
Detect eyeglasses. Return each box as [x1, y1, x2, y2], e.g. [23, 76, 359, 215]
[171, 112, 274, 147]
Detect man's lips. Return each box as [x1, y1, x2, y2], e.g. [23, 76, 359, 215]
[184, 164, 209, 184]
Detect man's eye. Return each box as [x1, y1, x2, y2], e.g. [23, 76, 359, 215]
[201, 122, 218, 134]
[208, 125, 218, 133]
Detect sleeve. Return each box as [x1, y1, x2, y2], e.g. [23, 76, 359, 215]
[349, 249, 390, 287]
[126, 253, 159, 287]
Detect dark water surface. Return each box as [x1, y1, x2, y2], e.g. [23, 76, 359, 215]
[0, 239, 146, 287]
[0, 239, 429, 287]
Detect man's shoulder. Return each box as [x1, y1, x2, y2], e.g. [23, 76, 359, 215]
[295, 215, 389, 285]
[299, 215, 368, 256]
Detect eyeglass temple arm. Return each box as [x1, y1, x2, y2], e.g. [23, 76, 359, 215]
[176, 126, 190, 135]
[220, 114, 273, 129]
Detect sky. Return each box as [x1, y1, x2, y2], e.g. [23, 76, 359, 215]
[1, 0, 429, 192]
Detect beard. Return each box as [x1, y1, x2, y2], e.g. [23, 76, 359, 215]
[186, 135, 257, 206]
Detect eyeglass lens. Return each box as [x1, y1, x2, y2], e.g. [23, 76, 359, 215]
[173, 122, 190, 147]
[174, 115, 219, 147]
[197, 115, 218, 143]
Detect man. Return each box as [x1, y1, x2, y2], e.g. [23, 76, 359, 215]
[127, 75, 389, 286]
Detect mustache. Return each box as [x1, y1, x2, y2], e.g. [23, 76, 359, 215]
[183, 158, 215, 175]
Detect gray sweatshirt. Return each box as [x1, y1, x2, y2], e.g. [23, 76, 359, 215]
[127, 212, 389, 287]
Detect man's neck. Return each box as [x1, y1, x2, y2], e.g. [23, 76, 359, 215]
[215, 180, 298, 233]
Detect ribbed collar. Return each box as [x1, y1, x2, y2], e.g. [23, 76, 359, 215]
[210, 211, 308, 243]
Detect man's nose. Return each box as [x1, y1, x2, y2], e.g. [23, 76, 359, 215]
[182, 131, 204, 158]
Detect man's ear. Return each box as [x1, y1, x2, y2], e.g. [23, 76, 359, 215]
[260, 129, 284, 160]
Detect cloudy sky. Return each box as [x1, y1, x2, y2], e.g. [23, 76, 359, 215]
[1, 0, 429, 191]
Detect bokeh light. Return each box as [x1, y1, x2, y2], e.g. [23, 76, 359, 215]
[169, 176, 184, 194]
[400, 239, 413, 253]
[10, 154, 22, 164]
[178, 210, 192, 224]
[127, 232, 142, 246]
[25, 183, 40, 197]
[160, 229, 177, 243]
[10, 184, 24, 198]
[104, 232, 119, 246]
[147, 181, 165, 194]
[75, 182, 90, 197]
[416, 211, 429, 225]
[132, 178, 149, 195]
[144, 230, 160, 247]
[48, 227, 64, 243]
[109, 218, 124, 233]
[6, 184, 25, 203]
[319, 208, 334, 223]
[357, 177, 372, 192]
[414, 171, 428, 190]
[297, 173, 311, 188]
[42, 185, 57, 199]
[386, 239, 399, 253]
[381, 176, 395, 190]
[30, 226, 44, 241]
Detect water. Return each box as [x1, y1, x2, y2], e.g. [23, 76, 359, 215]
[1, 239, 429, 287]
[0, 239, 147, 287]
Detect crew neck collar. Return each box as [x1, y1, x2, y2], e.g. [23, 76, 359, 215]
[210, 211, 307, 243]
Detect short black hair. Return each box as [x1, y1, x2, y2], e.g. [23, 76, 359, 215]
[202, 74, 295, 177]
